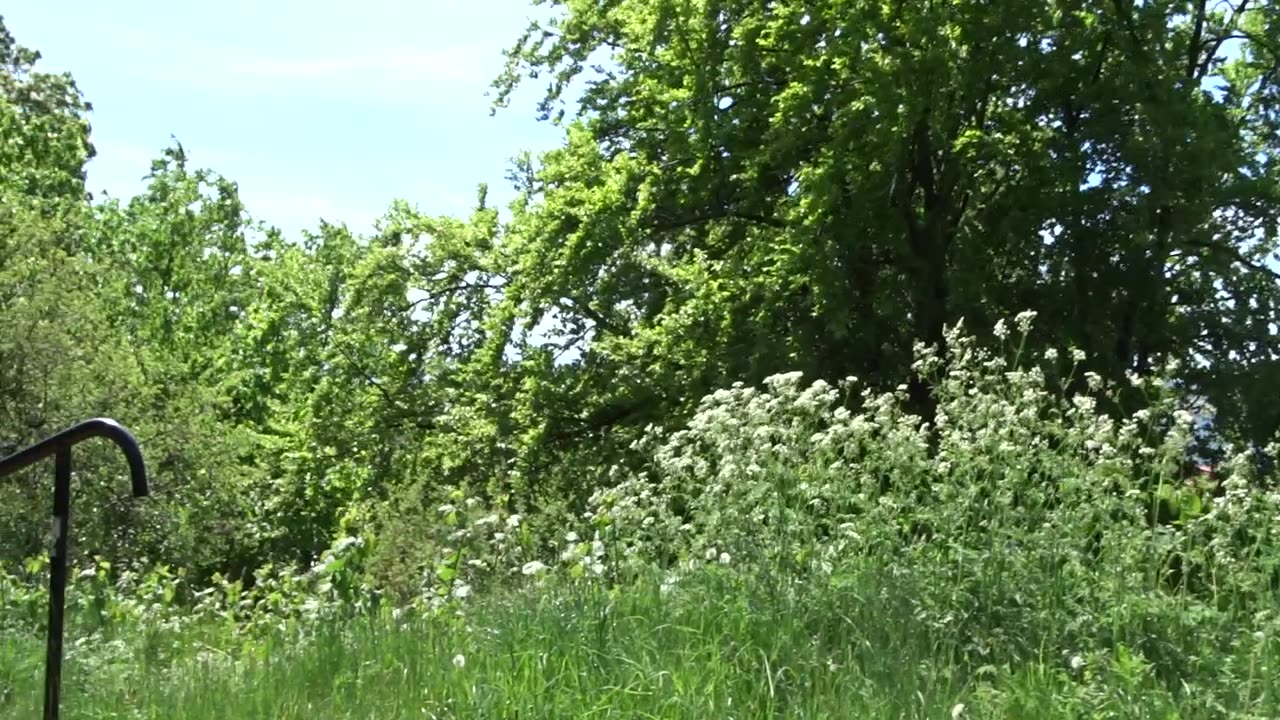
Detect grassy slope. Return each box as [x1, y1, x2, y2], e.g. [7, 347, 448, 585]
[4, 568, 1273, 719]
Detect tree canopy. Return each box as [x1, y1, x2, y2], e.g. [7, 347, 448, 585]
[1, 0, 1278, 584]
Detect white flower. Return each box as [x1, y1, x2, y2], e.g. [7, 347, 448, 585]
[1014, 310, 1037, 333]
[1070, 654, 1085, 671]
[951, 703, 967, 719]
[452, 653, 466, 669]
[993, 318, 1009, 339]
[705, 547, 718, 561]
[565, 531, 580, 543]
[437, 504, 456, 515]
[590, 561, 606, 575]
[505, 514, 522, 529]
[1071, 347, 1086, 363]
[1084, 371, 1102, 390]
[1043, 348, 1059, 362]
[718, 552, 731, 565]
[521, 560, 547, 576]
[452, 583, 472, 599]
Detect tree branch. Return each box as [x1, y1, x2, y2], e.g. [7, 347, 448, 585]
[1181, 237, 1280, 281]
[649, 209, 786, 232]
[1188, 0, 1208, 79]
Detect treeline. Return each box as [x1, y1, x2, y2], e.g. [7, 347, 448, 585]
[1, 0, 1278, 590]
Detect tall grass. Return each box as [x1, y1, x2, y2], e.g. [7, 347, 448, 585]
[5, 566, 1275, 718]
[2, 315, 1279, 717]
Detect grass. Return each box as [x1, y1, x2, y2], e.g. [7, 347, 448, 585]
[3, 566, 1275, 719]
[5, 327, 1280, 718]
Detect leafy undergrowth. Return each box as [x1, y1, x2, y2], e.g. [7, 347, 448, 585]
[3, 317, 1280, 718]
[4, 566, 1276, 719]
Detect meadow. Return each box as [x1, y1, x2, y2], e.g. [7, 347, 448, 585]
[3, 321, 1279, 719]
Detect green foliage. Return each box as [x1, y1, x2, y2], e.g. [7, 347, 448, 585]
[2, 318, 1280, 715]
[0, 17, 94, 206]
[489, 0, 1280, 459]
[3, 6, 1280, 716]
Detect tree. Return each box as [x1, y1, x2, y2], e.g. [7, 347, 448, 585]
[485, 0, 1280, 460]
[0, 15, 94, 207]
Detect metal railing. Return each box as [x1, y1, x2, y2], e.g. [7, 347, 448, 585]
[0, 418, 149, 720]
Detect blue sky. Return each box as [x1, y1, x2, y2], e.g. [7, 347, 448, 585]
[4, 0, 567, 237]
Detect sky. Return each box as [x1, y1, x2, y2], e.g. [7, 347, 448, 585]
[3, 0, 569, 238]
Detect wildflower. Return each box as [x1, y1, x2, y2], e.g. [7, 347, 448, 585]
[952, 703, 967, 719]
[505, 514, 522, 529]
[705, 547, 718, 561]
[565, 531, 580, 543]
[437, 504, 456, 515]
[718, 552, 731, 565]
[452, 583, 472, 599]
[994, 318, 1009, 339]
[1071, 347, 1086, 363]
[521, 561, 547, 576]
[452, 654, 466, 669]
[1084, 372, 1102, 390]
[1014, 310, 1037, 333]
[1043, 347, 1059, 362]
[1070, 654, 1085, 671]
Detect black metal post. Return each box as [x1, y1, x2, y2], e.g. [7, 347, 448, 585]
[0, 418, 148, 720]
[45, 444, 71, 720]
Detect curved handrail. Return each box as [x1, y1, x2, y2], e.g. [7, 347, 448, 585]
[0, 417, 148, 496]
[0, 417, 149, 720]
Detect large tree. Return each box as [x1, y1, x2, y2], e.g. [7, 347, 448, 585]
[483, 0, 1280, 459]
